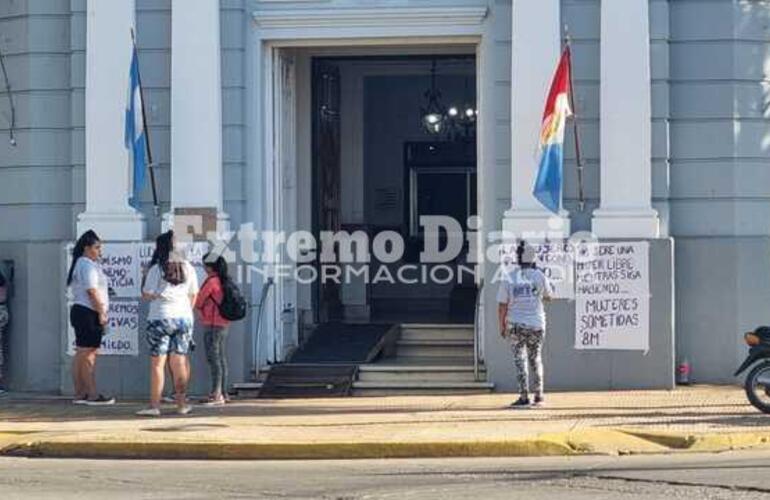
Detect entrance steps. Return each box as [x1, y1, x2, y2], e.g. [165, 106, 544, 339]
[352, 324, 493, 396]
[232, 323, 494, 397]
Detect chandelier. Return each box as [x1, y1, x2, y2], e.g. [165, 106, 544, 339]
[420, 59, 477, 140]
[420, 60, 446, 134]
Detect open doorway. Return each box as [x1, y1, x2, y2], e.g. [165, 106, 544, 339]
[309, 54, 478, 326]
[254, 46, 487, 396]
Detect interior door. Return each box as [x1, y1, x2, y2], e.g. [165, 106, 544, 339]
[312, 60, 343, 322]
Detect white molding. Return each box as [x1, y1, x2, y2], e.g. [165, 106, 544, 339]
[77, 211, 146, 241]
[253, 7, 488, 30]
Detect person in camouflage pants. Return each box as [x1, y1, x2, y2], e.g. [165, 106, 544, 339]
[507, 323, 544, 401]
[497, 241, 553, 408]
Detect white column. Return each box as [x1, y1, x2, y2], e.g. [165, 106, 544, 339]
[592, 0, 659, 238]
[503, 0, 570, 240]
[77, 0, 145, 241]
[168, 0, 228, 227]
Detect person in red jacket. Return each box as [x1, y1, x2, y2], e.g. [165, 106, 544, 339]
[194, 253, 231, 406]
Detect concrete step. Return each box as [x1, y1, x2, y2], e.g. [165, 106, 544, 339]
[352, 380, 494, 396]
[395, 339, 475, 358]
[357, 364, 485, 383]
[400, 323, 474, 341]
[230, 382, 263, 398]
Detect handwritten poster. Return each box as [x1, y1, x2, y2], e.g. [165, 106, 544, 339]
[67, 301, 140, 356]
[574, 242, 649, 351]
[100, 243, 140, 297]
[499, 243, 574, 299]
[137, 241, 210, 285]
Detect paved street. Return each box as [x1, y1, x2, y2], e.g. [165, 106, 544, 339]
[3, 451, 770, 499]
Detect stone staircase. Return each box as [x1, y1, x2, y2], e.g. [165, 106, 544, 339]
[352, 324, 493, 395]
[232, 323, 493, 397]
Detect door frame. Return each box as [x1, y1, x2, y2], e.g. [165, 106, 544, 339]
[247, 7, 489, 368]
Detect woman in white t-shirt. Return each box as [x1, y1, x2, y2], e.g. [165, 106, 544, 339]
[137, 231, 198, 417]
[497, 241, 553, 409]
[66, 230, 115, 406]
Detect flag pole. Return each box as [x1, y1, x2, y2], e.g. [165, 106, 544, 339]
[564, 26, 586, 212]
[130, 29, 160, 217]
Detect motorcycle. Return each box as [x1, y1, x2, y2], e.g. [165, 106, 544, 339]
[735, 326, 770, 413]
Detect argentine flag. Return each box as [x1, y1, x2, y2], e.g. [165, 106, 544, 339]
[125, 45, 147, 209]
[533, 46, 573, 214]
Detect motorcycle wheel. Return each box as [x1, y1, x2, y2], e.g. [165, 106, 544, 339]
[745, 361, 770, 414]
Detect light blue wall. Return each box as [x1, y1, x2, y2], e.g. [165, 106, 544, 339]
[5, 0, 770, 390]
[669, 0, 770, 382]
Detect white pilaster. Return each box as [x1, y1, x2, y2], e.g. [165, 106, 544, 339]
[592, 0, 659, 238]
[503, 0, 569, 240]
[77, 0, 145, 241]
[168, 0, 228, 229]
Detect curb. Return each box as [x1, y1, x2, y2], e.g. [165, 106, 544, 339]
[2, 439, 576, 460]
[5, 429, 770, 460]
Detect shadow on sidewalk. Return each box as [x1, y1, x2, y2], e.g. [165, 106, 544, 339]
[0, 397, 762, 430]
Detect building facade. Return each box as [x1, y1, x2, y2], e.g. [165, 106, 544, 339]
[0, 0, 764, 395]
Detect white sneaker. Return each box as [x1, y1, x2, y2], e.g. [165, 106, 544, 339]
[136, 407, 161, 417]
[177, 405, 193, 415]
[72, 398, 89, 405]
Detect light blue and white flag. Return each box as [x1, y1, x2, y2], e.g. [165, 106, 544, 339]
[125, 45, 147, 209]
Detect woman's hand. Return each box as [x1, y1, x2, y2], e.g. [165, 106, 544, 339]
[98, 312, 108, 326]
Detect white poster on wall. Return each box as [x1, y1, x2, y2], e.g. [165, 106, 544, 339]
[137, 241, 210, 285]
[67, 300, 140, 356]
[574, 241, 650, 351]
[499, 243, 575, 299]
[100, 243, 140, 298]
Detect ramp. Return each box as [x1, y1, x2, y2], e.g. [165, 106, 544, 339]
[257, 323, 397, 398]
[258, 364, 358, 398]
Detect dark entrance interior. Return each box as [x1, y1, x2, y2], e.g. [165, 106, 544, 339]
[250, 51, 488, 399]
[311, 54, 478, 325]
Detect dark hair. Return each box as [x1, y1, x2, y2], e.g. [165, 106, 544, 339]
[67, 230, 101, 285]
[203, 252, 228, 282]
[516, 240, 536, 269]
[152, 230, 185, 286]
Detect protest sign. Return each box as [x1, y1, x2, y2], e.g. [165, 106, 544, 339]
[67, 300, 140, 356]
[100, 243, 140, 297]
[574, 241, 649, 351]
[498, 243, 574, 299]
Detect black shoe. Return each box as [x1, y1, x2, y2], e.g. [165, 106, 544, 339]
[532, 395, 545, 407]
[509, 396, 531, 409]
[84, 394, 115, 406]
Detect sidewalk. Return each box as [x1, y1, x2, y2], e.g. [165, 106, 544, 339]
[2, 385, 770, 459]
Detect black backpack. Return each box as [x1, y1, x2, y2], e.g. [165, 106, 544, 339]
[208, 277, 247, 321]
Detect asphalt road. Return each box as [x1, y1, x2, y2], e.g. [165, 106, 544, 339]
[3, 452, 770, 499]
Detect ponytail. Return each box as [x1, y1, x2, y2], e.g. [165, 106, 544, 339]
[67, 230, 100, 285]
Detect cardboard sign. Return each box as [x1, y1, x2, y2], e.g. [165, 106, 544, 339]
[574, 242, 650, 351]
